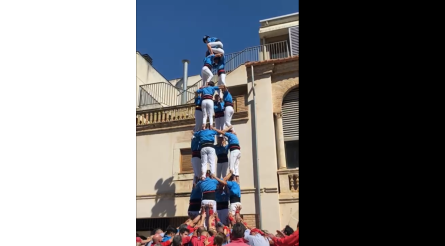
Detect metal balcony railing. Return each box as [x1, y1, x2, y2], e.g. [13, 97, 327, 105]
[138, 40, 290, 108]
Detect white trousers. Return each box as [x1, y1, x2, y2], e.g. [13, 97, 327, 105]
[201, 199, 217, 229]
[194, 109, 203, 132]
[229, 202, 242, 216]
[216, 161, 228, 179]
[201, 147, 216, 178]
[229, 149, 241, 176]
[224, 106, 234, 129]
[208, 41, 224, 55]
[201, 66, 214, 87]
[217, 208, 229, 226]
[202, 99, 214, 126]
[215, 117, 225, 131]
[192, 157, 201, 180]
[217, 73, 226, 95]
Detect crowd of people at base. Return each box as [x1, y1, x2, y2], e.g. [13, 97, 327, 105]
[137, 206, 299, 246]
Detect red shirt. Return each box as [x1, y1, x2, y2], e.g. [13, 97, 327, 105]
[272, 230, 299, 246]
[191, 235, 207, 246]
[226, 238, 250, 246]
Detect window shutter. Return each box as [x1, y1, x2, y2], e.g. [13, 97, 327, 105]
[289, 26, 299, 56]
[180, 149, 193, 173]
[282, 89, 299, 141]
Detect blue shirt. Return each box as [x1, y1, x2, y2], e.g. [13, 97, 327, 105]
[214, 55, 225, 70]
[195, 96, 201, 106]
[224, 132, 239, 145]
[162, 236, 171, 242]
[207, 37, 219, 43]
[214, 101, 224, 112]
[223, 91, 233, 103]
[203, 54, 215, 66]
[214, 144, 228, 156]
[227, 181, 241, 198]
[190, 186, 202, 200]
[194, 129, 218, 143]
[197, 177, 218, 192]
[216, 189, 229, 203]
[191, 137, 200, 151]
[196, 86, 220, 96]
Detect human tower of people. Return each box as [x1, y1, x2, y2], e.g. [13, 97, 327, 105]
[137, 35, 299, 246]
[188, 35, 243, 229]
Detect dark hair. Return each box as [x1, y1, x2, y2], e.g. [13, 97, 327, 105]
[179, 226, 190, 235]
[208, 229, 215, 236]
[231, 222, 246, 239]
[208, 81, 215, 86]
[140, 235, 148, 240]
[284, 225, 294, 236]
[172, 235, 182, 246]
[165, 226, 177, 236]
[214, 233, 225, 246]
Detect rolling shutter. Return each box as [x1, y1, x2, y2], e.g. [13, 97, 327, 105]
[180, 149, 193, 173]
[282, 88, 299, 141]
[289, 26, 299, 56]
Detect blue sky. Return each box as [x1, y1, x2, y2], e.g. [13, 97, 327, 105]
[137, 0, 299, 80]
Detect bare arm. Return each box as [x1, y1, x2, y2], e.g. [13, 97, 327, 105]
[223, 170, 233, 181]
[211, 173, 227, 185]
[207, 43, 213, 55]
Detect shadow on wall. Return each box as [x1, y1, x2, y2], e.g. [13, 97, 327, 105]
[151, 177, 176, 217]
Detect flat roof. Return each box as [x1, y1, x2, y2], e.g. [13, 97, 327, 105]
[259, 12, 299, 23]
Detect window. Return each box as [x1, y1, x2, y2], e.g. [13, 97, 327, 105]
[180, 148, 193, 173]
[285, 140, 299, 168]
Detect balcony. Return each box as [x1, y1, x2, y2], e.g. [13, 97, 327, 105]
[277, 168, 299, 203]
[137, 40, 292, 110]
[136, 95, 248, 133]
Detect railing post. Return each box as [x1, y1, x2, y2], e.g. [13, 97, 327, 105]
[285, 40, 290, 58]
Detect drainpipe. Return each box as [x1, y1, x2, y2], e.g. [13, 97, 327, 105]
[250, 65, 262, 228]
[181, 59, 189, 104]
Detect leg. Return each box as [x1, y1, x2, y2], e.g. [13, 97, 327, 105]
[207, 100, 215, 127]
[202, 66, 213, 86]
[201, 148, 209, 179]
[221, 161, 228, 178]
[202, 100, 209, 127]
[216, 117, 223, 131]
[208, 41, 223, 49]
[208, 148, 216, 176]
[192, 157, 201, 181]
[233, 150, 241, 176]
[224, 106, 234, 129]
[194, 110, 203, 132]
[216, 162, 222, 179]
[212, 48, 224, 55]
[229, 150, 236, 173]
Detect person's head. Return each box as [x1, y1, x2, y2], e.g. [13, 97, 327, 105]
[215, 94, 220, 101]
[152, 234, 163, 243]
[213, 56, 220, 64]
[153, 228, 163, 235]
[205, 123, 211, 129]
[221, 86, 228, 92]
[197, 226, 206, 236]
[179, 226, 190, 237]
[214, 233, 225, 246]
[231, 222, 246, 239]
[165, 226, 177, 237]
[203, 35, 210, 44]
[206, 170, 211, 177]
[208, 81, 215, 87]
[228, 174, 236, 181]
[200, 230, 209, 238]
[217, 136, 225, 145]
[172, 235, 182, 246]
[216, 224, 224, 233]
[283, 225, 294, 236]
[208, 229, 216, 237]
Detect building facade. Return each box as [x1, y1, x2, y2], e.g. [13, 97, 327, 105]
[136, 13, 299, 236]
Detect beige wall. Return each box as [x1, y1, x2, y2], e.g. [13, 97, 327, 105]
[136, 120, 255, 218]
